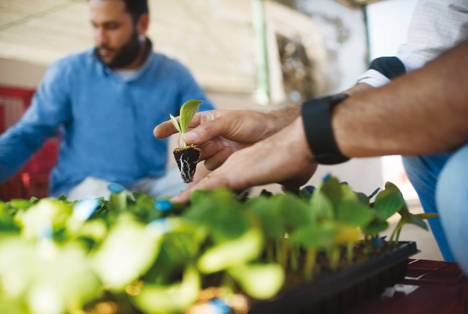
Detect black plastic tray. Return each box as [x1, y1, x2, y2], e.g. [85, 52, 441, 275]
[249, 241, 419, 314]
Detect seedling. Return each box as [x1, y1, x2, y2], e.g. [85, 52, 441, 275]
[0, 176, 440, 314]
[170, 100, 203, 183]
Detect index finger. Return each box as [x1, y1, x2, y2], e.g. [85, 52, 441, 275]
[153, 111, 212, 139]
[153, 120, 180, 139]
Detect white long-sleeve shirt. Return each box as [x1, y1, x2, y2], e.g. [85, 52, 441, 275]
[357, 0, 468, 88]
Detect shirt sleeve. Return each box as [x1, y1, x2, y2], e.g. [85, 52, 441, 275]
[357, 0, 468, 87]
[0, 60, 72, 183]
[398, 0, 468, 72]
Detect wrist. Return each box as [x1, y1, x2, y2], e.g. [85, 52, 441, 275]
[292, 117, 315, 163]
[301, 95, 350, 165]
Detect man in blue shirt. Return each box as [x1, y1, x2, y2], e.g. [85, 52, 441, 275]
[0, 0, 215, 199]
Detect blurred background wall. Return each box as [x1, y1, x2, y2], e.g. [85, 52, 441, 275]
[0, 0, 418, 199]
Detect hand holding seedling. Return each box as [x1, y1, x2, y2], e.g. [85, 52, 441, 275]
[169, 100, 208, 183]
[171, 117, 317, 203]
[154, 108, 300, 170]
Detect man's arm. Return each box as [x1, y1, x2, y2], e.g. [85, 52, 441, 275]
[334, 40, 468, 158]
[0, 61, 71, 182]
[171, 40, 468, 203]
[154, 106, 301, 170]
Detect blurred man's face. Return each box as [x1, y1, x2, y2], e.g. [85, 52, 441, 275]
[90, 0, 142, 68]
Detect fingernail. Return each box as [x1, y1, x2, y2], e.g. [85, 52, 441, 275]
[184, 132, 198, 143]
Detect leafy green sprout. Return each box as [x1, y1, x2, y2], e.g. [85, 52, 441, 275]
[0, 176, 440, 314]
[170, 100, 203, 147]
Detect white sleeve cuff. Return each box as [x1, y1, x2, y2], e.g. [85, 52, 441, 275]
[356, 69, 391, 88]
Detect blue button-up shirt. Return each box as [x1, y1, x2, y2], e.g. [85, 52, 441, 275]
[0, 47, 215, 196]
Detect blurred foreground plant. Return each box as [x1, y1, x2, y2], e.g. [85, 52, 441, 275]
[0, 176, 436, 314]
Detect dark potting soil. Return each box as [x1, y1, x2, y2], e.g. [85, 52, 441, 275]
[173, 145, 201, 183]
[281, 241, 402, 292]
[248, 241, 416, 314]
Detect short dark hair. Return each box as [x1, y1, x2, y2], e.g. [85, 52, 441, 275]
[122, 0, 149, 21]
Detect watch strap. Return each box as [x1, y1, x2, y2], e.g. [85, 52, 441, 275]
[301, 94, 350, 165]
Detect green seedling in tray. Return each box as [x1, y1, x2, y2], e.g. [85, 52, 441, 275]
[170, 100, 203, 183]
[0, 176, 439, 314]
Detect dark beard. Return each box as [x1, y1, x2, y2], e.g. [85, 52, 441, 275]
[97, 29, 142, 68]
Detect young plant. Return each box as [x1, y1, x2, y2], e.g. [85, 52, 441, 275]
[170, 100, 203, 183]
[170, 100, 203, 148]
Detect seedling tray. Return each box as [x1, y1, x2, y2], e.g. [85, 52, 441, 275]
[249, 241, 418, 314]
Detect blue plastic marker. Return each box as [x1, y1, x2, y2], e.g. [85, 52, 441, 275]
[372, 236, 387, 250]
[107, 183, 125, 194]
[74, 198, 100, 221]
[154, 199, 172, 211]
[209, 298, 231, 314]
[322, 173, 332, 181]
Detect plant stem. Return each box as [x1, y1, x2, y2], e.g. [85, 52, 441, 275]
[290, 244, 298, 272]
[304, 247, 316, 281]
[395, 228, 402, 243]
[329, 247, 340, 271]
[279, 240, 290, 270]
[346, 243, 354, 263]
[222, 271, 236, 295]
[275, 238, 281, 262]
[267, 240, 274, 262]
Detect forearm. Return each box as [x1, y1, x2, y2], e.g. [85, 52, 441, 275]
[333, 41, 468, 157]
[268, 106, 301, 134]
[0, 127, 41, 182]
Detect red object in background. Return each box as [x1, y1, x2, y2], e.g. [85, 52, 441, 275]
[0, 86, 59, 201]
[346, 259, 468, 314]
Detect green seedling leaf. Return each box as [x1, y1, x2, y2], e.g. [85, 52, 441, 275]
[291, 223, 335, 249]
[0, 203, 21, 234]
[197, 228, 263, 273]
[15, 199, 73, 241]
[335, 185, 373, 228]
[391, 203, 429, 242]
[180, 100, 202, 134]
[132, 266, 200, 314]
[170, 114, 182, 133]
[409, 213, 428, 230]
[362, 219, 389, 236]
[332, 222, 360, 245]
[248, 196, 286, 238]
[356, 192, 370, 206]
[229, 263, 284, 300]
[416, 213, 439, 220]
[274, 193, 312, 231]
[91, 214, 161, 291]
[0, 238, 100, 312]
[310, 191, 334, 219]
[319, 177, 342, 211]
[184, 189, 250, 242]
[374, 182, 405, 221]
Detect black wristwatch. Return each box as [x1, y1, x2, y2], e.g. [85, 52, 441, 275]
[301, 94, 350, 165]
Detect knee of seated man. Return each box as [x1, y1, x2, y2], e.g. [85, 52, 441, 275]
[436, 143, 468, 273]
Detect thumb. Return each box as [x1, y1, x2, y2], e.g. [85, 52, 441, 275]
[183, 117, 231, 145]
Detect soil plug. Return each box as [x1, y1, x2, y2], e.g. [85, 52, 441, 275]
[173, 145, 201, 183]
[169, 100, 203, 183]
